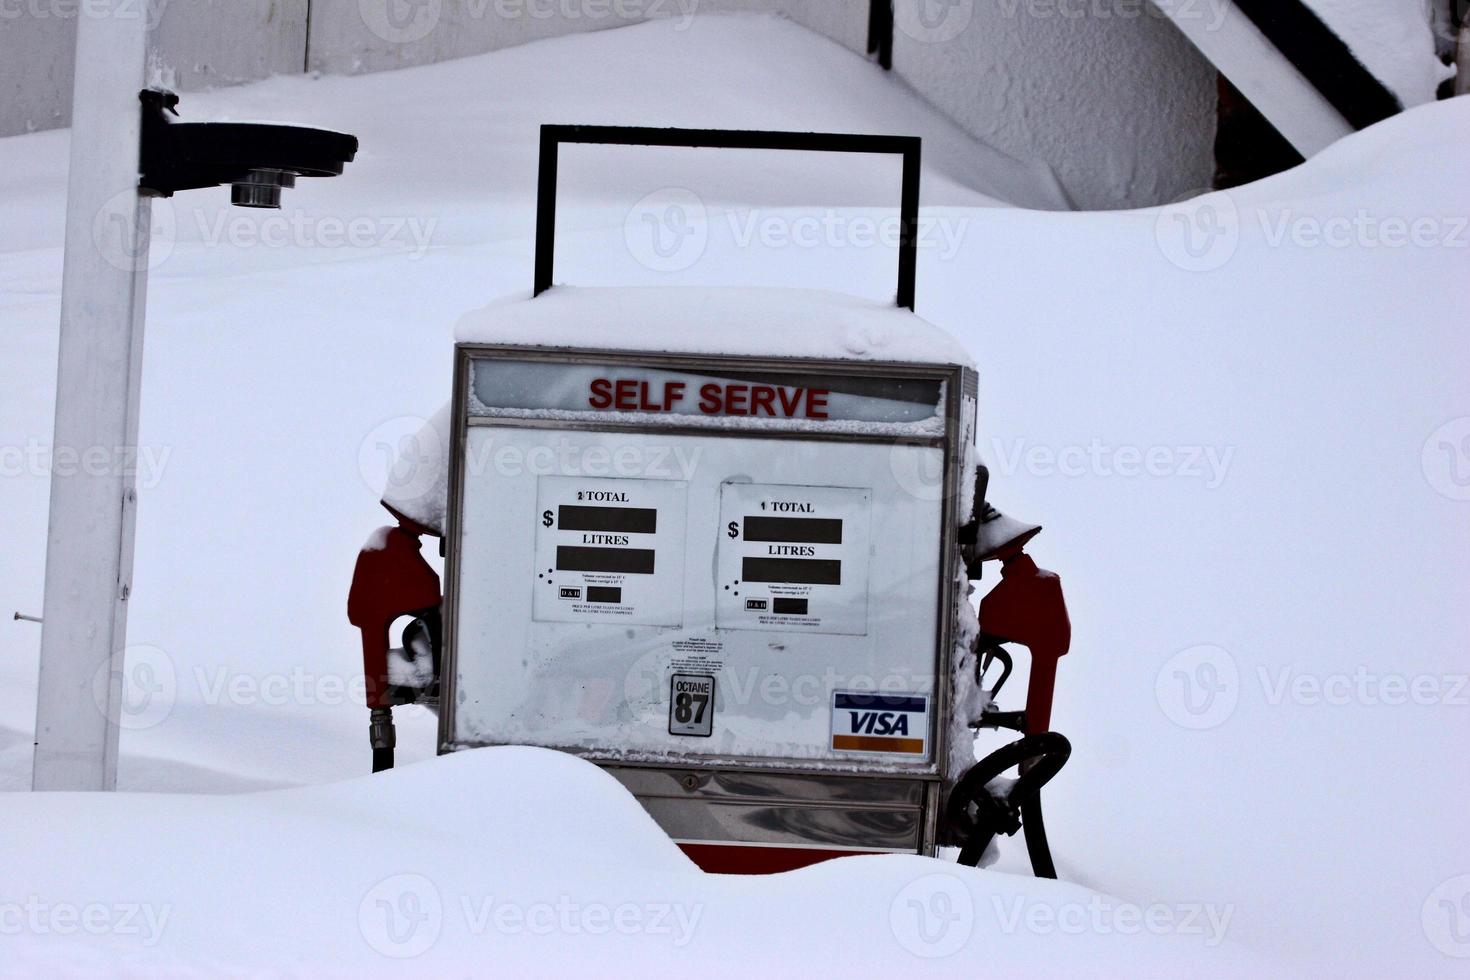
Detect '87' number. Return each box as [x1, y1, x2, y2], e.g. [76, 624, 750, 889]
[674, 691, 709, 724]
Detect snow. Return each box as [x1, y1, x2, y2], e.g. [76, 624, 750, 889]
[1, 11, 1467, 976]
[456, 285, 977, 364]
[381, 403, 452, 535]
[386, 642, 435, 689]
[0, 746, 1257, 975]
[360, 526, 392, 552]
[389, 285, 972, 533]
[947, 558, 988, 780]
[394, 286, 967, 533]
[1301, 0, 1456, 105]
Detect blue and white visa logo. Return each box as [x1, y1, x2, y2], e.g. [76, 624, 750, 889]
[830, 692, 928, 755]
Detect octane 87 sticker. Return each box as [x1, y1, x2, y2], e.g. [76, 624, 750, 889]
[668, 674, 714, 737]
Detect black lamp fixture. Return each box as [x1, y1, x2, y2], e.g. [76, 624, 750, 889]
[137, 89, 358, 209]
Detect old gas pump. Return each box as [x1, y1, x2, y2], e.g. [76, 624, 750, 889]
[348, 127, 1074, 875]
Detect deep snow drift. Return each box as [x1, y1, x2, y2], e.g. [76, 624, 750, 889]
[1, 12, 1467, 976]
[1, 747, 1255, 975]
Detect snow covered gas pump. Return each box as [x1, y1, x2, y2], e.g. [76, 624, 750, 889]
[348, 127, 1074, 875]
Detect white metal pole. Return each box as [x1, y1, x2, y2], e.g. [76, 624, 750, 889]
[31, 1, 155, 790]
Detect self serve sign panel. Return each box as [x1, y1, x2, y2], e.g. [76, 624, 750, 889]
[533, 476, 687, 627]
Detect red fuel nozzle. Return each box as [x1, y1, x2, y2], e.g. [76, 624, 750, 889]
[347, 525, 442, 711]
[978, 552, 1071, 735]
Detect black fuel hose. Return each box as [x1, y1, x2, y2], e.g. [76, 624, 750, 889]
[947, 731, 1071, 876]
[1021, 798, 1057, 879]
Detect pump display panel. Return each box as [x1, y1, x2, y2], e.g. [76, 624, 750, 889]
[532, 476, 687, 627]
[715, 482, 871, 636]
[443, 348, 974, 779]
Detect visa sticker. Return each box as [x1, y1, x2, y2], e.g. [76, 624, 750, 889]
[830, 692, 928, 755]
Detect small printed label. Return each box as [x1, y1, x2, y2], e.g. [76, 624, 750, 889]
[830, 692, 928, 755]
[668, 674, 715, 737]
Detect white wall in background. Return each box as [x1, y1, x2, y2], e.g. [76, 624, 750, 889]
[890, 0, 1218, 209]
[152, 0, 309, 90]
[308, 0, 666, 75]
[0, 8, 77, 134]
[304, 0, 866, 76]
[0, 0, 306, 135]
[781, 0, 870, 55]
[0, 0, 1216, 208]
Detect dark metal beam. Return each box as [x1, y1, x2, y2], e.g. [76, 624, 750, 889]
[868, 0, 893, 71]
[1232, 0, 1403, 129]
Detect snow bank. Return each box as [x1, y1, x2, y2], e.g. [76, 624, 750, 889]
[944, 94, 1470, 973]
[0, 746, 1258, 976]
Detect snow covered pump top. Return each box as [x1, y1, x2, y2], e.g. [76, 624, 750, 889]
[347, 126, 1075, 876]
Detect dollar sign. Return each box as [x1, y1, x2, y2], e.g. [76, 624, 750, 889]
[542, 510, 554, 528]
[727, 521, 739, 539]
